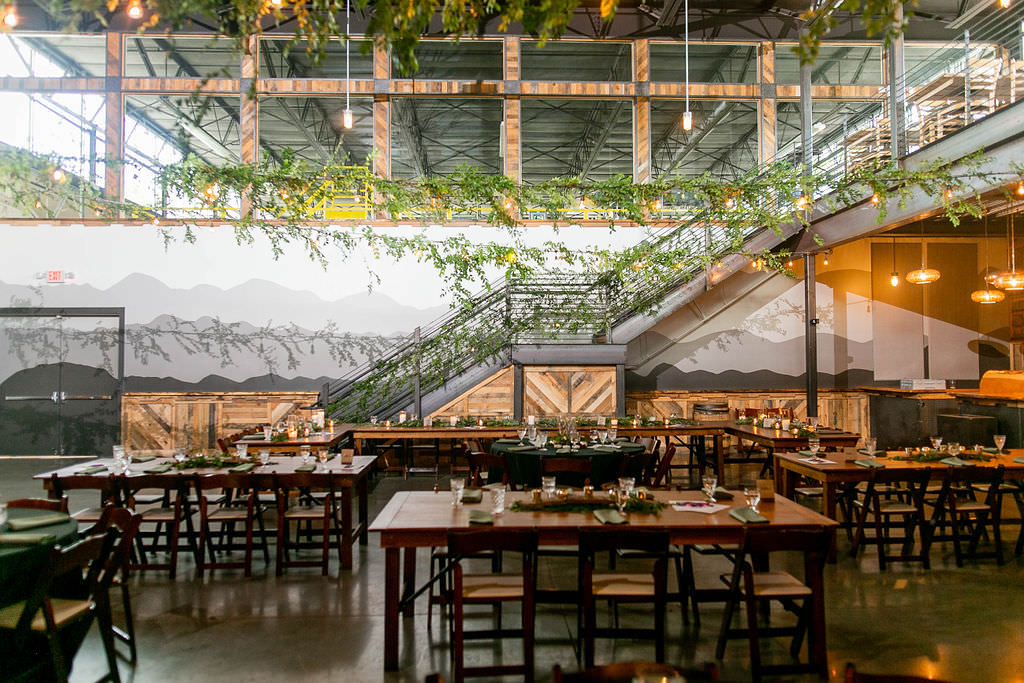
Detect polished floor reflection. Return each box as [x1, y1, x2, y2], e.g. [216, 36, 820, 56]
[2, 458, 1022, 682]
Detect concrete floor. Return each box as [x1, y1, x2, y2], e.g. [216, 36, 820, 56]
[3, 456, 1023, 683]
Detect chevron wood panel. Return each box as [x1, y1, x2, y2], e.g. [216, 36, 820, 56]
[626, 390, 870, 438]
[524, 366, 616, 416]
[430, 366, 514, 418]
[123, 392, 318, 454]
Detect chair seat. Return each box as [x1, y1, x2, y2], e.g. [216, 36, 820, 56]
[131, 493, 165, 505]
[139, 508, 178, 522]
[207, 508, 250, 521]
[462, 574, 525, 600]
[794, 487, 823, 497]
[592, 572, 656, 597]
[283, 506, 327, 520]
[722, 571, 811, 598]
[0, 598, 93, 631]
[72, 507, 106, 522]
[952, 501, 993, 512]
[876, 502, 919, 514]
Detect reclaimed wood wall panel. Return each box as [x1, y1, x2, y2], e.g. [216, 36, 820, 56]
[627, 390, 871, 437]
[122, 391, 317, 453]
[524, 366, 616, 416]
[430, 366, 514, 418]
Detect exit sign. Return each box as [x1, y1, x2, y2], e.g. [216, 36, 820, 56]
[47, 270, 64, 282]
[35, 271, 75, 284]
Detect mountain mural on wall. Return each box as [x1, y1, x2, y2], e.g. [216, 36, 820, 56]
[0, 275, 451, 391]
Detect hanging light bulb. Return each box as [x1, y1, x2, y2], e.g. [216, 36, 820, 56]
[944, 186, 955, 199]
[2, 4, 18, 27]
[993, 210, 1024, 290]
[682, 110, 693, 131]
[906, 220, 940, 284]
[342, 108, 353, 129]
[822, 252, 830, 266]
[870, 193, 880, 205]
[972, 214, 1006, 303]
[127, 0, 144, 20]
[889, 236, 899, 287]
[795, 195, 811, 210]
[682, 0, 692, 132]
[723, 195, 735, 209]
[999, 0, 1011, 8]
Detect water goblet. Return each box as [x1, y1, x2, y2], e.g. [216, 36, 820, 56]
[863, 437, 877, 458]
[608, 427, 617, 442]
[450, 477, 465, 506]
[235, 443, 248, 460]
[517, 427, 527, 443]
[807, 436, 821, 455]
[994, 434, 1007, 453]
[702, 474, 718, 502]
[947, 442, 960, 457]
[122, 451, 133, 475]
[369, 415, 379, 426]
[259, 449, 270, 466]
[112, 444, 125, 469]
[598, 430, 608, 444]
[316, 449, 328, 471]
[173, 447, 187, 465]
[930, 435, 943, 450]
[615, 487, 629, 513]
[300, 445, 312, 465]
[527, 425, 538, 442]
[617, 476, 635, 499]
[541, 476, 557, 500]
[744, 486, 761, 512]
[536, 432, 548, 449]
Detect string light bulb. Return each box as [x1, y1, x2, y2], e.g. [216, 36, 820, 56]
[999, 0, 1011, 8]
[342, 108, 353, 129]
[890, 272, 900, 287]
[870, 193, 880, 205]
[944, 186, 955, 199]
[724, 195, 735, 209]
[795, 195, 811, 210]
[2, 4, 17, 27]
[51, 168, 65, 183]
[822, 252, 830, 266]
[1016, 180, 1024, 196]
[127, 0, 144, 20]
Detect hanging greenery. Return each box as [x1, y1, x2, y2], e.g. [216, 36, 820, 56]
[56, 0, 914, 73]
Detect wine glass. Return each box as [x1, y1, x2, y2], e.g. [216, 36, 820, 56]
[517, 427, 527, 443]
[608, 427, 617, 442]
[598, 429, 608, 444]
[173, 447, 187, 465]
[617, 477, 635, 498]
[863, 437, 877, 458]
[994, 434, 1007, 453]
[300, 445, 312, 465]
[259, 449, 271, 466]
[369, 415, 379, 425]
[807, 436, 821, 455]
[317, 449, 329, 471]
[744, 486, 761, 512]
[702, 474, 718, 502]
[930, 435, 943, 450]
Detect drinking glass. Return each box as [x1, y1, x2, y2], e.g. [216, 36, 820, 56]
[235, 443, 248, 460]
[450, 478, 465, 506]
[369, 415, 379, 425]
[536, 432, 548, 449]
[517, 427, 527, 443]
[317, 449, 329, 471]
[527, 425, 538, 442]
[617, 477, 635, 498]
[173, 447, 187, 465]
[598, 430, 608, 444]
[112, 444, 125, 467]
[263, 426, 272, 440]
[863, 437, 877, 457]
[300, 445, 312, 465]
[615, 487, 629, 513]
[608, 428, 617, 442]
[807, 436, 821, 455]
[744, 486, 761, 512]
[542, 476, 557, 499]
[259, 449, 270, 466]
[994, 434, 1007, 453]
[702, 474, 718, 502]
[930, 435, 943, 450]
[490, 488, 506, 515]
[122, 451, 133, 475]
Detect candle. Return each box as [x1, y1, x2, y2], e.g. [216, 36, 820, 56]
[424, 415, 433, 427]
[477, 418, 483, 427]
[528, 415, 535, 425]
[664, 418, 670, 427]
[450, 415, 458, 427]
[398, 411, 407, 423]
[633, 419, 638, 427]
[385, 419, 391, 428]
[327, 419, 334, 433]
[610, 418, 618, 427]
[288, 426, 297, 439]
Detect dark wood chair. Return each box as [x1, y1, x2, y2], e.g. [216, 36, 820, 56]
[4, 497, 69, 513]
[466, 450, 511, 488]
[50, 473, 122, 525]
[0, 532, 112, 683]
[618, 449, 656, 487]
[275, 472, 340, 576]
[447, 528, 538, 683]
[194, 473, 263, 577]
[541, 457, 592, 486]
[715, 527, 830, 682]
[552, 660, 719, 681]
[649, 445, 677, 487]
[578, 529, 669, 668]
[849, 468, 933, 570]
[124, 473, 192, 579]
[845, 662, 952, 683]
[928, 465, 1006, 566]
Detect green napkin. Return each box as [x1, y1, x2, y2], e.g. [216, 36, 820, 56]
[461, 489, 483, 504]
[495, 438, 521, 444]
[940, 456, 968, 467]
[984, 447, 1001, 454]
[5, 512, 71, 531]
[593, 509, 627, 525]
[854, 459, 885, 468]
[614, 437, 632, 443]
[798, 450, 819, 457]
[228, 462, 256, 473]
[712, 487, 734, 500]
[508, 445, 538, 452]
[1013, 457, 1024, 464]
[729, 507, 769, 524]
[0, 532, 57, 545]
[857, 449, 879, 456]
[467, 510, 493, 525]
[144, 462, 173, 474]
[555, 447, 572, 454]
[294, 464, 316, 472]
[592, 445, 620, 452]
[132, 455, 156, 463]
[76, 464, 107, 475]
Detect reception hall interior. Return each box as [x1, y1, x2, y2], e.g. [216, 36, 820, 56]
[2, 1, 1024, 682]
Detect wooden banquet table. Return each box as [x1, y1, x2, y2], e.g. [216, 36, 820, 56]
[489, 440, 647, 487]
[34, 455, 377, 569]
[774, 448, 1024, 522]
[369, 489, 837, 673]
[726, 424, 861, 459]
[234, 429, 349, 454]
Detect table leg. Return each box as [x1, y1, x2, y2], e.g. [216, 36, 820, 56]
[824, 483, 839, 564]
[714, 435, 725, 480]
[358, 477, 369, 546]
[401, 547, 417, 617]
[340, 486, 353, 569]
[805, 546, 829, 677]
[354, 438, 363, 455]
[384, 548, 400, 671]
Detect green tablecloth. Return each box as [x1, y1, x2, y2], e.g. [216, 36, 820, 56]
[490, 441, 647, 488]
[0, 508, 78, 608]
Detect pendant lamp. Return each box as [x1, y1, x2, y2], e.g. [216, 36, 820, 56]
[971, 214, 1005, 303]
[993, 209, 1024, 290]
[906, 221, 940, 284]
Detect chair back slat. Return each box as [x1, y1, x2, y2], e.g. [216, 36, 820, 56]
[579, 528, 669, 555]
[4, 497, 69, 513]
[447, 528, 538, 556]
[541, 457, 592, 476]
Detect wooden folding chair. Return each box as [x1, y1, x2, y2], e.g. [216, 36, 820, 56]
[275, 472, 341, 576]
[849, 468, 933, 570]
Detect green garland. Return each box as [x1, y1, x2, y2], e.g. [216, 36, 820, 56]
[510, 497, 666, 515]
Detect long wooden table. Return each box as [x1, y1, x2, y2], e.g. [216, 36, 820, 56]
[726, 424, 861, 459]
[35, 455, 377, 570]
[775, 448, 1024, 522]
[234, 430, 349, 454]
[369, 489, 837, 673]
